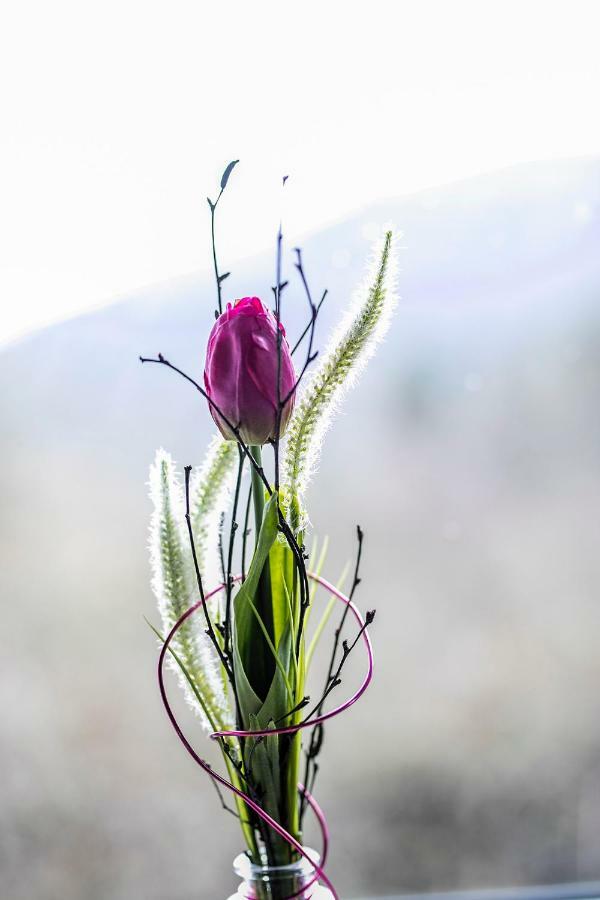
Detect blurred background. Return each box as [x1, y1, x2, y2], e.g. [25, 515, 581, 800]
[2, 3, 600, 899]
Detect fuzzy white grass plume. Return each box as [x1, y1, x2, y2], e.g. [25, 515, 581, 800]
[189, 434, 238, 604]
[283, 230, 398, 533]
[149, 448, 233, 731]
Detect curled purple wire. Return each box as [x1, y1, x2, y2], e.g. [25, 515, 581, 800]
[211, 574, 374, 741]
[157, 572, 374, 900]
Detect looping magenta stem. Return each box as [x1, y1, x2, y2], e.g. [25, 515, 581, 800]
[211, 574, 373, 741]
[157, 572, 374, 900]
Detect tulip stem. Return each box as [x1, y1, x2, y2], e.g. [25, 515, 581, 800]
[249, 444, 275, 695]
[250, 445, 266, 541]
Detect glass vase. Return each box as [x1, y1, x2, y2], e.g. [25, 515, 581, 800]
[227, 848, 334, 900]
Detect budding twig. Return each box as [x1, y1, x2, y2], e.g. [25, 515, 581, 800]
[206, 763, 252, 825]
[299, 525, 368, 825]
[207, 159, 238, 316]
[217, 511, 227, 588]
[282, 249, 325, 404]
[139, 354, 272, 494]
[273, 223, 284, 496]
[292, 291, 327, 357]
[273, 695, 311, 725]
[183, 466, 233, 682]
[240, 482, 252, 583]
[224, 446, 245, 658]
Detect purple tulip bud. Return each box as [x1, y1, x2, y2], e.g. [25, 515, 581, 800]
[204, 296, 296, 445]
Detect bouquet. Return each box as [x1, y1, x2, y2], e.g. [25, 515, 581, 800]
[141, 161, 397, 899]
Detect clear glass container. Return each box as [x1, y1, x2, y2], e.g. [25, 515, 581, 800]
[227, 848, 334, 900]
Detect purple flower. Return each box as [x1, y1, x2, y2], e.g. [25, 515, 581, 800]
[204, 296, 296, 445]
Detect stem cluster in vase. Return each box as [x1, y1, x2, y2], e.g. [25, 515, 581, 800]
[143, 161, 398, 898]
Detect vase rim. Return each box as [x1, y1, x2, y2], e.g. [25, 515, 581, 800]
[233, 847, 320, 880]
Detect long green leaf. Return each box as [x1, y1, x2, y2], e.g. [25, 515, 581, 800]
[233, 492, 280, 709]
[269, 537, 295, 649]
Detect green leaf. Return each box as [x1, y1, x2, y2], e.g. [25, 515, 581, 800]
[259, 620, 293, 724]
[269, 537, 295, 648]
[233, 493, 279, 705]
[242, 622, 294, 842]
[245, 714, 280, 827]
[232, 491, 301, 849]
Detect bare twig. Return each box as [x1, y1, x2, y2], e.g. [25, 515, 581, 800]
[205, 763, 252, 824]
[241, 482, 252, 582]
[183, 466, 233, 680]
[224, 447, 245, 657]
[291, 289, 327, 357]
[207, 160, 238, 316]
[299, 526, 368, 825]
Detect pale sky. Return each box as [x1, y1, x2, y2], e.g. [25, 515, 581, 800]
[1, 0, 599, 345]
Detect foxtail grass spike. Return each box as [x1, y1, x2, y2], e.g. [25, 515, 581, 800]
[149, 449, 231, 730]
[283, 230, 398, 532]
[189, 435, 238, 600]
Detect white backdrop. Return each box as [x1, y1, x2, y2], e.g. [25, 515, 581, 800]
[1, 0, 599, 343]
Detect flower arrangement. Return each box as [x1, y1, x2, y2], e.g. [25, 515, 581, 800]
[141, 161, 397, 899]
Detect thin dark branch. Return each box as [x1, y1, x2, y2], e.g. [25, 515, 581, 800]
[208, 195, 224, 316]
[271, 280, 289, 301]
[183, 466, 233, 681]
[273, 224, 284, 496]
[298, 610, 375, 827]
[139, 354, 273, 497]
[299, 526, 367, 826]
[323, 524, 364, 690]
[220, 736, 275, 860]
[273, 695, 310, 725]
[300, 723, 323, 825]
[300, 609, 375, 725]
[280, 250, 324, 406]
[219, 738, 252, 790]
[291, 289, 327, 357]
[207, 160, 238, 316]
[224, 447, 244, 657]
[241, 483, 252, 582]
[280, 346, 318, 408]
[217, 512, 227, 587]
[289, 247, 325, 362]
[294, 246, 316, 309]
[308, 760, 319, 798]
[205, 763, 251, 824]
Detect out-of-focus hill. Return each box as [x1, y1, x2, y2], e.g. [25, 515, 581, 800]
[1, 158, 600, 900]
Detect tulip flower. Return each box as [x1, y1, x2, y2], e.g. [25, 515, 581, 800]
[204, 296, 296, 445]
